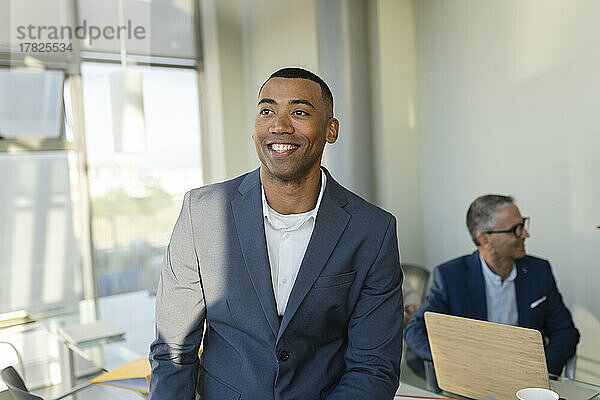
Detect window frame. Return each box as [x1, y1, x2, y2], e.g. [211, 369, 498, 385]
[0, 0, 203, 306]
[0, 63, 70, 151]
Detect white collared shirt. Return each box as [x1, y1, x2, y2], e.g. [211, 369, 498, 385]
[480, 254, 519, 326]
[262, 169, 327, 316]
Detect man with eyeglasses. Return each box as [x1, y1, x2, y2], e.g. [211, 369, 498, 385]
[405, 194, 579, 376]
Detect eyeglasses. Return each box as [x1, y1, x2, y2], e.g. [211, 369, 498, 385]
[484, 217, 530, 237]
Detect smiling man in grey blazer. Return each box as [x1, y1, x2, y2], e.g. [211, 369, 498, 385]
[149, 68, 404, 400]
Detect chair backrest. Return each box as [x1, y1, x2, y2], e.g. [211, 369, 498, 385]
[0, 341, 25, 382]
[0, 366, 44, 400]
[401, 263, 430, 303]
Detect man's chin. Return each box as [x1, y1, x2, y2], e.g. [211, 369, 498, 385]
[260, 161, 318, 184]
[515, 249, 527, 260]
[261, 164, 305, 183]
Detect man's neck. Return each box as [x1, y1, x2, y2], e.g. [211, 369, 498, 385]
[260, 166, 322, 215]
[479, 249, 513, 282]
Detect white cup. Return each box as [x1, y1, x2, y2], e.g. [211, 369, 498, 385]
[516, 388, 559, 400]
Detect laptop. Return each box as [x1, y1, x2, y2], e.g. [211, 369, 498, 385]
[424, 312, 598, 400]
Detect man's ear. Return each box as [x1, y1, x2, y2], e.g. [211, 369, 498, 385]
[326, 118, 339, 144]
[477, 232, 489, 247]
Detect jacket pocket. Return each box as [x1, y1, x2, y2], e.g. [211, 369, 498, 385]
[197, 366, 241, 400]
[529, 295, 547, 309]
[314, 270, 357, 289]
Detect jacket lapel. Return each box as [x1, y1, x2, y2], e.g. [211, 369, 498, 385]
[277, 170, 350, 341]
[515, 258, 531, 327]
[466, 251, 487, 320]
[231, 169, 280, 337]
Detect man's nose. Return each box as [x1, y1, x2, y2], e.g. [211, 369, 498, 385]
[521, 228, 530, 239]
[270, 113, 294, 134]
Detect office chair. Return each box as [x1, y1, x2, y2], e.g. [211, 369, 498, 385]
[401, 263, 431, 303]
[401, 264, 438, 390]
[1, 366, 40, 400]
[0, 341, 25, 384]
[1, 366, 92, 400]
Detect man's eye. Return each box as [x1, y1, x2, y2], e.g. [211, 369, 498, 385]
[260, 109, 273, 115]
[293, 110, 308, 116]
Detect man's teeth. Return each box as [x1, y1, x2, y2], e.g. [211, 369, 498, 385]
[271, 144, 297, 153]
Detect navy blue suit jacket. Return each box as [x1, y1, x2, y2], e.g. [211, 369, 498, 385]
[149, 168, 404, 400]
[404, 251, 579, 375]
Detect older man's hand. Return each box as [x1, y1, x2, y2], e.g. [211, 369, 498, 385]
[403, 304, 419, 329]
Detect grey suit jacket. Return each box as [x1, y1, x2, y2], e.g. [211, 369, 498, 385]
[149, 168, 404, 400]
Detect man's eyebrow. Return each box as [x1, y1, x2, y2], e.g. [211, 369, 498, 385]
[258, 98, 276, 106]
[289, 99, 315, 109]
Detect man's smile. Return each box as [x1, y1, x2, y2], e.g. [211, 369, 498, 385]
[268, 143, 300, 154]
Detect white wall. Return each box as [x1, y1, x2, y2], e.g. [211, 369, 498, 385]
[415, 0, 600, 380]
[238, 0, 378, 205]
[241, 0, 320, 175]
[199, 0, 249, 182]
[202, 0, 381, 204]
[200, 0, 320, 181]
[316, 0, 376, 201]
[369, 0, 422, 264]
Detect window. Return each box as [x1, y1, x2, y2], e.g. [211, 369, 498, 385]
[0, 152, 83, 313]
[81, 62, 202, 296]
[1, 0, 202, 312]
[0, 68, 64, 138]
[76, 0, 195, 58]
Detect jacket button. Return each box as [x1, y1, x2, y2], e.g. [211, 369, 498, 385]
[278, 350, 290, 362]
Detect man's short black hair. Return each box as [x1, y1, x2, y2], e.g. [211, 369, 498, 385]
[259, 67, 334, 116]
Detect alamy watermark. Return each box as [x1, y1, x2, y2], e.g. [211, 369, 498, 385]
[15, 20, 146, 53]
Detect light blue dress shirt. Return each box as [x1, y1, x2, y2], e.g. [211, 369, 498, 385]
[479, 254, 518, 326]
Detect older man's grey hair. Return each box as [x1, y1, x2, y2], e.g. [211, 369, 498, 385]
[466, 194, 515, 246]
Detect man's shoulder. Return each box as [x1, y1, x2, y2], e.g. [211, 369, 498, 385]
[342, 186, 393, 218]
[333, 181, 396, 232]
[186, 170, 255, 203]
[518, 254, 552, 273]
[520, 254, 549, 265]
[430, 253, 481, 287]
[322, 168, 393, 224]
[436, 253, 474, 274]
